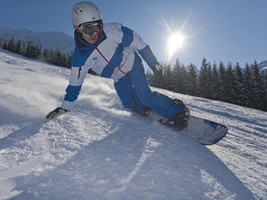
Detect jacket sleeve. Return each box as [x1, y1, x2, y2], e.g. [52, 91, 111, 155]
[61, 65, 89, 110]
[61, 48, 90, 110]
[120, 25, 159, 70]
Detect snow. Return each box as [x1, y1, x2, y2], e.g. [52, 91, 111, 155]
[258, 60, 267, 70]
[0, 49, 266, 200]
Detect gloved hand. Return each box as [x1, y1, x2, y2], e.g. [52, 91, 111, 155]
[46, 107, 68, 119]
[152, 64, 162, 75]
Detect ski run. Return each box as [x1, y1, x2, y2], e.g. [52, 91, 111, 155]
[0, 49, 266, 199]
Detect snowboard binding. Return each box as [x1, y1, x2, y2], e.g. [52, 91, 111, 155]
[167, 99, 190, 130]
[136, 106, 152, 116]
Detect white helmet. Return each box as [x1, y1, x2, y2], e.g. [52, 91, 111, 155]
[71, 2, 102, 27]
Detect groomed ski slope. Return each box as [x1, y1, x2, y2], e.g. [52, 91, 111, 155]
[0, 49, 266, 200]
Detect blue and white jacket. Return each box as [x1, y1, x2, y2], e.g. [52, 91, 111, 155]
[61, 23, 158, 110]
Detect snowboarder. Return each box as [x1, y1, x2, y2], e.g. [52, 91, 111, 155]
[46, 1, 190, 129]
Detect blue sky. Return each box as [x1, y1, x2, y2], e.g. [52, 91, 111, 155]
[0, 0, 266, 68]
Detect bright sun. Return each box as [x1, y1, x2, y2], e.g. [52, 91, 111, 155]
[167, 32, 185, 60]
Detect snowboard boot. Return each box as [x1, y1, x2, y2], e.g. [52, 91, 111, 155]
[136, 106, 152, 116]
[167, 99, 190, 129]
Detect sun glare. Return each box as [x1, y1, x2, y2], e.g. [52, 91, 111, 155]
[168, 32, 185, 60]
[157, 16, 190, 62]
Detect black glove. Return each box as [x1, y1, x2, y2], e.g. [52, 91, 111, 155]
[46, 107, 68, 119]
[152, 64, 162, 75]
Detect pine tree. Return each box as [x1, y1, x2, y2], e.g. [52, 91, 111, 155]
[55, 49, 63, 66]
[146, 70, 153, 84]
[206, 63, 213, 98]
[150, 63, 164, 88]
[225, 62, 235, 103]
[218, 62, 227, 101]
[26, 42, 42, 59]
[15, 40, 22, 55]
[233, 63, 247, 105]
[62, 53, 68, 67]
[163, 63, 173, 90]
[36, 44, 42, 59]
[171, 59, 182, 93]
[250, 61, 266, 110]
[179, 64, 189, 94]
[67, 52, 73, 68]
[50, 49, 58, 65]
[21, 42, 27, 56]
[171, 59, 189, 94]
[209, 62, 220, 100]
[187, 63, 197, 95]
[264, 77, 267, 111]
[2, 41, 8, 50]
[25, 42, 32, 58]
[197, 58, 211, 98]
[43, 48, 50, 63]
[7, 38, 16, 52]
[243, 64, 253, 107]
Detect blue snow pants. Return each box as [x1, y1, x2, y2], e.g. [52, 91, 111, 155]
[114, 58, 183, 118]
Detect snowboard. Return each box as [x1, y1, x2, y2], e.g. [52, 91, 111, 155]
[143, 111, 228, 145]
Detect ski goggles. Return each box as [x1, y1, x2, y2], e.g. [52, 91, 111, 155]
[76, 21, 103, 37]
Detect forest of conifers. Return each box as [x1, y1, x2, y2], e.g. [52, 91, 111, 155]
[1, 38, 266, 111]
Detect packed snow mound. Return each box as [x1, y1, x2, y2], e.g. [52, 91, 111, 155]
[1, 49, 266, 199]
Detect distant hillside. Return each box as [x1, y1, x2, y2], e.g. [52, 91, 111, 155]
[258, 60, 267, 70]
[0, 28, 74, 53]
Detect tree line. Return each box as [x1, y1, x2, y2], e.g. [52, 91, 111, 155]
[0, 38, 72, 68]
[1, 38, 266, 111]
[147, 59, 267, 112]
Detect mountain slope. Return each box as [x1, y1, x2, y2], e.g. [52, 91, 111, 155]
[0, 28, 74, 53]
[258, 60, 267, 70]
[0, 49, 266, 199]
